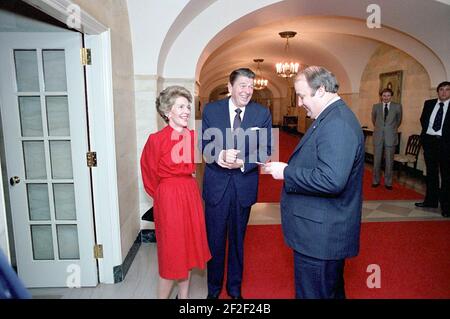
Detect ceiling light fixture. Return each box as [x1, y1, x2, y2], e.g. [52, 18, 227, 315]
[253, 58, 268, 90]
[275, 31, 300, 78]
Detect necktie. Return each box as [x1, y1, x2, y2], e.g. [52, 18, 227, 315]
[384, 103, 389, 121]
[233, 108, 242, 148]
[233, 108, 242, 131]
[432, 102, 444, 132]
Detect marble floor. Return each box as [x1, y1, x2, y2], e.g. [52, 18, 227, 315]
[29, 168, 448, 299]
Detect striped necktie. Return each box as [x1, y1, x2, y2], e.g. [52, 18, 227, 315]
[432, 102, 444, 131]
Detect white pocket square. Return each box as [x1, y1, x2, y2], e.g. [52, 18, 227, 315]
[250, 127, 260, 131]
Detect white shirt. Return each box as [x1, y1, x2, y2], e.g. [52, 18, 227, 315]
[426, 99, 449, 136]
[229, 98, 246, 131]
[383, 102, 391, 111]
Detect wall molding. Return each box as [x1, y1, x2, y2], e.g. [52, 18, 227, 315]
[113, 230, 156, 283]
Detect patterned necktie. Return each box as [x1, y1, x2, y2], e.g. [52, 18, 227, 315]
[233, 108, 242, 131]
[233, 108, 242, 148]
[384, 103, 389, 121]
[432, 102, 445, 132]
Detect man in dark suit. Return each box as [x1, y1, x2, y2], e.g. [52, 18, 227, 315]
[265, 66, 364, 299]
[371, 88, 402, 190]
[201, 68, 272, 299]
[415, 81, 450, 217]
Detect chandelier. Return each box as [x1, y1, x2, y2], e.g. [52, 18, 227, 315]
[275, 31, 300, 78]
[253, 58, 268, 90]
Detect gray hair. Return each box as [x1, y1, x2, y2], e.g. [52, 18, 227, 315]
[296, 66, 339, 95]
[156, 86, 192, 123]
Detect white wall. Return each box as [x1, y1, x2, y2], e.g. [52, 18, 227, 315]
[127, 0, 190, 75]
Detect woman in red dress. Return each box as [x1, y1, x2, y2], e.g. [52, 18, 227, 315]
[140, 86, 211, 299]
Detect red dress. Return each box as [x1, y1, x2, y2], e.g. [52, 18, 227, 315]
[140, 125, 211, 279]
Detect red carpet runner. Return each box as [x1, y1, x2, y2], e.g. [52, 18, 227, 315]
[231, 221, 450, 299]
[257, 131, 423, 202]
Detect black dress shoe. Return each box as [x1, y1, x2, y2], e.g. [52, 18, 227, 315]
[442, 211, 450, 218]
[371, 183, 379, 188]
[415, 202, 438, 208]
[206, 294, 219, 299]
[385, 185, 393, 190]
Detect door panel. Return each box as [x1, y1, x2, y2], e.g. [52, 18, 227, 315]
[0, 32, 97, 287]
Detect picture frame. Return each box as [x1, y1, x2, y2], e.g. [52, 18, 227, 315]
[379, 70, 403, 104]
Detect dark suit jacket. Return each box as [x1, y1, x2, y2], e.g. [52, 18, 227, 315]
[201, 98, 272, 207]
[420, 99, 450, 143]
[280, 99, 365, 260]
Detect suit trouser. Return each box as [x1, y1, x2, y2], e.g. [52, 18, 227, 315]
[294, 250, 346, 299]
[205, 179, 251, 297]
[373, 141, 395, 186]
[422, 135, 450, 212]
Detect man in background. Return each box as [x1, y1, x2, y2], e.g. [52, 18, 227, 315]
[371, 88, 402, 190]
[415, 81, 450, 217]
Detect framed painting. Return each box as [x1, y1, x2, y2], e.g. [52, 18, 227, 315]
[379, 70, 403, 104]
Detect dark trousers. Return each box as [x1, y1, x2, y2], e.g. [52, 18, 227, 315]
[294, 250, 346, 299]
[205, 179, 251, 297]
[422, 135, 450, 212]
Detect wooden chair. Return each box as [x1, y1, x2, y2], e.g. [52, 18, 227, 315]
[394, 134, 421, 178]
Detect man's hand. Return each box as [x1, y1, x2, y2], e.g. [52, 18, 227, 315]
[263, 162, 288, 180]
[218, 150, 243, 169]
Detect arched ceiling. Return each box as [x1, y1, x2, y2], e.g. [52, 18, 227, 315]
[158, 0, 449, 98]
[198, 15, 446, 98]
[199, 18, 377, 96]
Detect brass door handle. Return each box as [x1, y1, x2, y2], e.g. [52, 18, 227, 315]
[9, 176, 20, 186]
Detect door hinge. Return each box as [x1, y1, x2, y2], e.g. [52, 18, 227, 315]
[86, 151, 97, 167]
[94, 244, 103, 259]
[81, 48, 91, 65]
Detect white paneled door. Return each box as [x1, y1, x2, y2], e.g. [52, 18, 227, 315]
[0, 33, 98, 287]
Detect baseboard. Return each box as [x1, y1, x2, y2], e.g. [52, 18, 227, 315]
[141, 229, 156, 243]
[112, 230, 156, 283]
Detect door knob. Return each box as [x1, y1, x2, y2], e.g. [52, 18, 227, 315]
[9, 176, 20, 186]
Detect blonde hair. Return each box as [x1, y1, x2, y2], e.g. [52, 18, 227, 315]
[156, 86, 193, 123]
